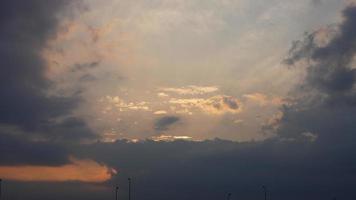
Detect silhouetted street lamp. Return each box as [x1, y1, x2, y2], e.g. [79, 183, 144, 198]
[128, 178, 131, 200]
[227, 193, 232, 200]
[115, 186, 119, 200]
[262, 185, 267, 200]
[0, 179, 2, 200]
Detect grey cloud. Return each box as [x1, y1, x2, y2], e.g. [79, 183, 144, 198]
[154, 116, 180, 131]
[66, 138, 356, 200]
[222, 96, 239, 110]
[71, 61, 100, 73]
[0, 131, 69, 166]
[79, 74, 97, 82]
[285, 5, 356, 96]
[274, 4, 356, 188]
[0, 0, 95, 165]
[311, 0, 323, 6]
[4, 137, 355, 199]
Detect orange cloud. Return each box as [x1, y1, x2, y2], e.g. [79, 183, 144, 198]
[0, 158, 116, 182]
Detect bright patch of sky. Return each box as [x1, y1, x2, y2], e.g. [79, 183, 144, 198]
[43, 0, 348, 141]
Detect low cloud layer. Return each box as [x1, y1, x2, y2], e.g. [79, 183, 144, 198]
[71, 138, 355, 200]
[0, 157, 115, 182]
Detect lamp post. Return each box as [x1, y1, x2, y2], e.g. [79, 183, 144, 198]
[0, 179, 2, 200]
[128, 178, 131, 200]
[262, 185, 267, 200]
[227, 193, 232, 200]
[115, 186, 119, 200]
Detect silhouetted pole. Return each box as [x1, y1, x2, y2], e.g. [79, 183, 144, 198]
[227, 193, 232, 200]
[262, 185, 267, 200]
[115, 186, 119, 200]
[0, 179, 2, 200]
[128, 178, 132, 200]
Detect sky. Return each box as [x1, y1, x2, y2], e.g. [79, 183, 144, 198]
[1, 0, 356, 199]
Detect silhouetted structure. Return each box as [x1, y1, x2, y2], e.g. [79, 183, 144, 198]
[0, 179, 2, 200]
[226, 193, 232, 200]
[115, 186, 119, 200]
[128, 178, 131, 200]
[262, 185, 267, 200]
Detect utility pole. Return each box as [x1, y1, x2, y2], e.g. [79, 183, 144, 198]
[262, 185, 267, 200]
[115, 186, 119, 200]
[128, 178, 131, 200]
[0, 179, 2, 200]
[227, 193, 232, 200]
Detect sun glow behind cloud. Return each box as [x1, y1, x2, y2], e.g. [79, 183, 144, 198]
[34, 0, 346, 142]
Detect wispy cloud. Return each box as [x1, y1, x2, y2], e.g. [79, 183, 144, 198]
[159, 86, 219, 95]
[243, 93, 286, 106]
[103, 96, 150, 112]
[169, 95, 241, 115]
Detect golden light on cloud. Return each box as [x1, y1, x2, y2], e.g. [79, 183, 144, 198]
[244, 93, 285, 106]
[0, 158, 116, 182]
[154, 110, 168, 115]
[169, 95, 242, 115]
[160, 86, 219, 95]
[151, 135, 193, 142]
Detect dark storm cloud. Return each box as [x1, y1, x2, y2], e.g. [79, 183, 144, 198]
[0, 0, 95, 138]
[0, 0, 95, 165]
[280, 4, 356, 140]
[285, 5, 356, 95]
[154, 116, 180, 131]
[67, 138, 355, 200]
[0, 131, 69, 166]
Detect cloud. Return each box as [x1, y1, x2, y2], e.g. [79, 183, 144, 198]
[0, 130, 69, 166]
[104, 96, 150, 112]
[157, 92, 169, 97]
[169, 95, 241, 115]
[154, 110, 168, 115]
[159, 86, 219, 95]
[279, 4, 356, 142]
[0, 157, 116, 182]
[0, 0, 96, 166]
[2, 2, 356, 200]
[71, 138, 356, 200]
[243, 93, 286, 106]
[154, 116, 180, 131]
[150, 135, 193, 142]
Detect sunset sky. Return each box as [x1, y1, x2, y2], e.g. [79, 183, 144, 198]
[1, 0, 356, 199]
